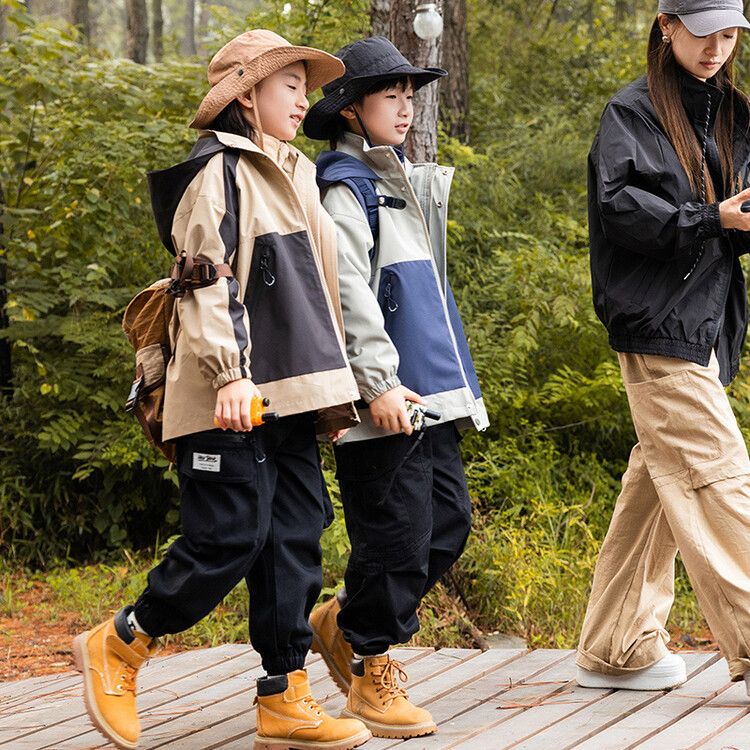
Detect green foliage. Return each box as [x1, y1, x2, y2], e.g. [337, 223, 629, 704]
[0, 3, 721, 646]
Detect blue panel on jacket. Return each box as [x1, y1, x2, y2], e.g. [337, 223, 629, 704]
[378, 260, 466, 396]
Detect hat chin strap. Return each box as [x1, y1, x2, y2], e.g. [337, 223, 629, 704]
[352, 105, 374, 148]
[249, 85, 265, 151]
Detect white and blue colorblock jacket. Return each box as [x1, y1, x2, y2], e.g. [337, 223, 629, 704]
[317, 131, 489, 443]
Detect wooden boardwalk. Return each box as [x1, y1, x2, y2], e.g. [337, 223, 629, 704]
[0, 646, 748, 749]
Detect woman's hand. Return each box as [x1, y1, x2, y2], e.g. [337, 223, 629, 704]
[215, 378, 262, 432]
[328, 428, 349, 442]
[369, 385, 423, 435]
[719, 187, 750, 231]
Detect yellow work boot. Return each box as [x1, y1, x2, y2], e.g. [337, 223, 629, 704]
[72, 607, 158, 750]
[254, 669, 371, 750]
[309, 593, 352, 695]
[342, 655, 437, 739]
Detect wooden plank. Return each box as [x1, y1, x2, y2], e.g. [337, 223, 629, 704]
[631, 680, 749, 750]
[210, 649, 483, 750]
[5, 645, 257, 749]
[692, 707, 750, 749]
[571, 655, 729, 750]
[364, 650, 574, 750]
[0, 646, 223, 714]
[455, 651, 717, 750]
[140, 647, 434, 750]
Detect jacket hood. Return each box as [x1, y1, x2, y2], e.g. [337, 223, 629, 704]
[148, 130, 277, 256]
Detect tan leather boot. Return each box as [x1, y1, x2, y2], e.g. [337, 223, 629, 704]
[72, 607, 158, 750]
[254, 669, 371, 750]
[342, 655, 437, 739]
[309, 593, 352, 695]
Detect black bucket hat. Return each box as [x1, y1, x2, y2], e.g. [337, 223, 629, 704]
[303, 36, 447, 141]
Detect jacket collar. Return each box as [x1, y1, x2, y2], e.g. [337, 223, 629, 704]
[678, 67, 724, 134]
[204, 129, 299, 170]
[335, 131, 411, 175]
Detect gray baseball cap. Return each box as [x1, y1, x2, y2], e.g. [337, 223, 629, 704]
[658, 0, 750, 36]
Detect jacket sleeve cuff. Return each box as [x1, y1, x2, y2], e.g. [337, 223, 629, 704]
[212, 367, 251, 390]
[360, 375, 401, 403]
[698, 202, 724, 240]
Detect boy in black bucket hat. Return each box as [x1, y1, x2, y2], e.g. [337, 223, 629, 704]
[304, 37, 488, 739]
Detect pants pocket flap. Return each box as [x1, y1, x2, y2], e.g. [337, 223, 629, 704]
[689, 456, 750, 489]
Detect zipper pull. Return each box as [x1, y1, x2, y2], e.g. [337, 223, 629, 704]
[384, 279, 398, 312]
[259, 253, 275, 287]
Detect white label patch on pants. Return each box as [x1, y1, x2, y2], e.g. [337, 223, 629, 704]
[192, 452, 221, 472]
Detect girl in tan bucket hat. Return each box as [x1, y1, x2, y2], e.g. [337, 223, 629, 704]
[72, 29, 373, 750]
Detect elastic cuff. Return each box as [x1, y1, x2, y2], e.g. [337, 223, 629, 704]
[698, 202, 724, 239]
[212, 367, 251, 390]
[262, 650, 308, 676]
[360, 375, 401, 403]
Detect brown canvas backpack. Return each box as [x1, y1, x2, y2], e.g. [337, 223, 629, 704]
[122, 253, 231, 462]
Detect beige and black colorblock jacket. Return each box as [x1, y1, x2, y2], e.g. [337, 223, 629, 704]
[148, 129, 359, 441]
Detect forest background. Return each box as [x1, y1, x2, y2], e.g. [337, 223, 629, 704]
[0, 0, 742, 674]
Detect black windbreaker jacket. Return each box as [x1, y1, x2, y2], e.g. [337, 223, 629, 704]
[589, 71, 750, 385]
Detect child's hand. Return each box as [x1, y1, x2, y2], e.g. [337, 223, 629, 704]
[369, 386, 423, 435]
[215, 379, 262, 432]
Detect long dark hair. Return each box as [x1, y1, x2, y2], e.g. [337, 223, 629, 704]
[207, 99, 257, 142]
[647, 15, 749, 201]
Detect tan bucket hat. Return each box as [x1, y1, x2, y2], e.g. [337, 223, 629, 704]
[190, 29, 346, 129]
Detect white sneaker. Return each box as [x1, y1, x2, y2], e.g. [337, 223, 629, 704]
[576, 653, 687, 691]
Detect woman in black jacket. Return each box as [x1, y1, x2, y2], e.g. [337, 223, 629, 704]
[578, 0, 750, 695]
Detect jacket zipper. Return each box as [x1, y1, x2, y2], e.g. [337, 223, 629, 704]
[397, 165, 477, 411]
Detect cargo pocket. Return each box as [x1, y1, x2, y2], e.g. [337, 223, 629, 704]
[335, 435, 431, 570]
[689, 454, 750, 490]
[176, 431, 262, 549]
[626, 369, 722, 484]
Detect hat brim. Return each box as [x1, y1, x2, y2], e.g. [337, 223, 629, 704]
[190, 45, 345, 130]
[303, 66, 447, 141]
[679, 8, 750, 37]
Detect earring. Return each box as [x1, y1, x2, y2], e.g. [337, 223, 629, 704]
[662, 34, 671, 43]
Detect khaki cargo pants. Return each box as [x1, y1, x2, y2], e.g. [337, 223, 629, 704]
[577, 352, 750, 681]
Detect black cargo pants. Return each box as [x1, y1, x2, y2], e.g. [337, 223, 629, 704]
[133, 413, 330, 675]
[333, 421, 472, 655]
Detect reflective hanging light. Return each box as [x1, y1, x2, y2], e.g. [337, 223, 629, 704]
[413, 3, 443, 40]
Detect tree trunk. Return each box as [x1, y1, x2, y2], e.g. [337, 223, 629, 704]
[126, 0, 149, 64]
[152, 0, 163, 61]
[390, 0, 443, 162]
[370, 0, 391, 37]
[71, 0, 90, 43]
[197, 0, 211, 54]
[0, 183, 12, 398]
[614, 0, 636, 22]
[440, 0, 468, 141]
[182, 0, 197, 56]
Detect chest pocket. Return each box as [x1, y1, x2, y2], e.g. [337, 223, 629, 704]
[245, 231, 346, 384]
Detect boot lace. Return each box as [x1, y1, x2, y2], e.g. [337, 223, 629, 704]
[301, 692, 323, 717]
[117, 663, 137, 694]
[374, 659, 409, 702]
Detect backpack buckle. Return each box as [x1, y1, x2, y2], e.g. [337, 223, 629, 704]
[125, 376, 144, 412]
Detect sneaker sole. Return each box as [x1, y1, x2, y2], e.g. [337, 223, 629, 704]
[310, 632, 351, 696]
[576, 665, 687, 691]
[72, 633, 138, 750]
[253, 728, 372, 750]
[340, 709, 437, 739]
